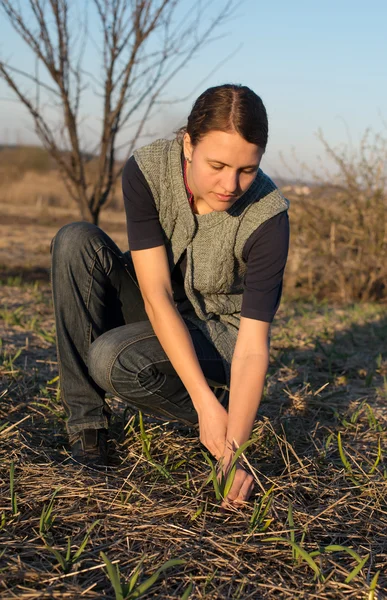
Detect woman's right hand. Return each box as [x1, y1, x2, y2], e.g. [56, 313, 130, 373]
[196, 393, 228, 460]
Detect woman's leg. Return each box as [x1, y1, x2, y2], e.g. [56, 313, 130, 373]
[50, 221, 148, 439]
[88, 319, 228, 426]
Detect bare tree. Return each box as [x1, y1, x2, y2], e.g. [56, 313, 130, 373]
[0, 0, 237, 223]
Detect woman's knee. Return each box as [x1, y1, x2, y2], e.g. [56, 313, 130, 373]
[50, 221, 101, 259]
[88, 331, 118, 392]
[88, 324, 157, 395]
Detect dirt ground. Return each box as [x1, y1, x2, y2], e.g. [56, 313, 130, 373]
[0, 202, 128, 279]
[1, 205, 386, 599]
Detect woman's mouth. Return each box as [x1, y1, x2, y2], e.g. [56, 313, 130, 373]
[214, 192, 237, 201]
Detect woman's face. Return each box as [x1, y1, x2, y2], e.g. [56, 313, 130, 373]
[183, 130, 264, 214]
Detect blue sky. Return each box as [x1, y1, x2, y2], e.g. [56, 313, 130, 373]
[0, 0, 386, 178]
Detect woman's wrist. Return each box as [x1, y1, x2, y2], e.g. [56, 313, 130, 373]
[192, 387, 220, 414]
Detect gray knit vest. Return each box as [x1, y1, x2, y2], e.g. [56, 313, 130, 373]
[133, 138, 289, 385]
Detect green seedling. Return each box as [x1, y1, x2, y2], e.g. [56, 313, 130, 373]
[45, 520, 99, 574]
[369, 571, 380, 600]
[263, 536, 323, 581]
[10, 461, 18, 515]
[180, 581, 193, 599]
[324, 432, 334, 451]
[0, 306, 25, 327]
[248, 485, 274, 533]
[190, 500, 207, 521]
[36, 326, 56, 345]
[365, 403, 382, 431]
[0, 421, 10, 434]
[101, 552, 185, 600]
[137, 411, 174, 481]
[202, 438, 255, 501]
[321, 545, 369, 583]
[1, 346, 23, 375]
[39, 488, 60, 536]
[369, 438, 382, 475]
[337, 432, 352, 472]
[287, 501, 297, 560]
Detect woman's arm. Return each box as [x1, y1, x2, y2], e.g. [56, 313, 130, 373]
[218, 317, 269, 507]
[131, 245, 229, 459]
[225, 317, 270, 453]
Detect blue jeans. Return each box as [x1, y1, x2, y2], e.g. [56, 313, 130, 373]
[50, 222, 227, 436]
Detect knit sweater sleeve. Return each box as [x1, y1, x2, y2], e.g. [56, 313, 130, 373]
[241, 211, 289, 322]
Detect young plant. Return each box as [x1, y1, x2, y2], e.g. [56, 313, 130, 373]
[137, 411, 174, 482]
[202, 438, 255, 502]
[369, 571, 380, 600]
[39, 488, 60, 537]
[263, 536, 323, 581]
[101, 553, 185, 600]
[45, 520, 99, 574]
[10, 461, 18, 516]
[337, 432, 352, 472]
[369, 438, 382, 475]
[321, 545, 369, 583]
[248, 485, 274, 533]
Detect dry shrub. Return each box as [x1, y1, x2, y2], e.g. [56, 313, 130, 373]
[285, 130, 387, 302]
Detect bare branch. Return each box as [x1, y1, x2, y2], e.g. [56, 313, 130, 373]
[0, 0, 241, 223]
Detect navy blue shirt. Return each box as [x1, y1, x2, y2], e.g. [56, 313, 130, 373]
[122, 155, 289, 323]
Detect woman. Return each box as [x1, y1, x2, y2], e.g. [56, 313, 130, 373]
[50, 84, 289, 506]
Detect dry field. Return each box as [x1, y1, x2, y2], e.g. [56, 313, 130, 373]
[0, 205, 387, 599]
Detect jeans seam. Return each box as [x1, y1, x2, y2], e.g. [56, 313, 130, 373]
[94, 243, 140, 289]
[50, 233, 72, 428]
[84, 254, 98, 354]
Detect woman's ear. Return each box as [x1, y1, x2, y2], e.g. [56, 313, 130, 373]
[183, 133, 193, 162]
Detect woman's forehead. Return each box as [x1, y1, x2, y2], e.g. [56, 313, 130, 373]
[196, 130, 263, 165]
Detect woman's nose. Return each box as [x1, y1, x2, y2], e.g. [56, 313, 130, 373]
[221, 170, 239, 193]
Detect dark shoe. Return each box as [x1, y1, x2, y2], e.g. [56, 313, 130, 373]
[69, 428, 108, 467]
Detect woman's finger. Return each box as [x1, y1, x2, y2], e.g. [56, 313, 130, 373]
[235, 476, 254, 503]
[226, 474, 254, 506]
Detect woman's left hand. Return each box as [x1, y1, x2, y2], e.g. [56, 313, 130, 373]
[218, 455, 255, 508]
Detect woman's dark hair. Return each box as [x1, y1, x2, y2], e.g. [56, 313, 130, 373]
[179, 84, 268, 150]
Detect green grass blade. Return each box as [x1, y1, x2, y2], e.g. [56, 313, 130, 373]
[101, 552, 124, 600]
[130, 559, 186, 598]
[128, 558, 144, 592]
[201, 451, 221, 500]
[369, 438, 382, 474]
[229, 438, 255, 470]
[72, 520, 99, 562]
[264, 537, 322, 581]
[369, 570, 380, 600]
[337, 432, 352, 472]
[223, 464, 237, 498]
[345, 554, 369, 583]
[10, 461, 17, 515]
[65, 537, 71, 562]
[324, 544, 363, 563]
[180, 581, 193, 599]
[287, 502, 296, 560]
[45, 544, 66, 571]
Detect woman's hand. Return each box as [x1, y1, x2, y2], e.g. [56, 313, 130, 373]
[219, 453, 255, 508]
[197, 394, 228, 460]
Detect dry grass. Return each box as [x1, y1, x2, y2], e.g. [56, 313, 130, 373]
[1, 280, 386, 599]
[0, 170, 123, 211]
